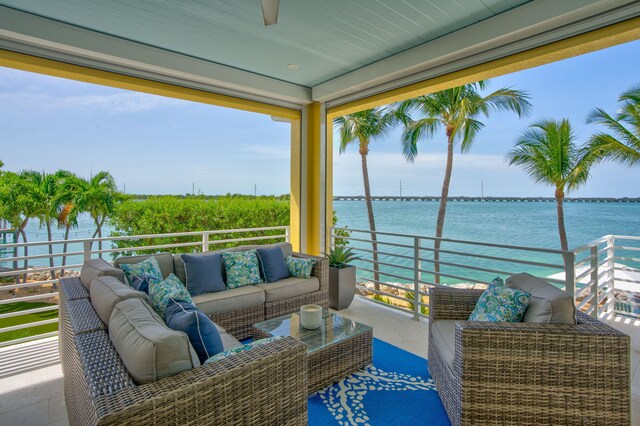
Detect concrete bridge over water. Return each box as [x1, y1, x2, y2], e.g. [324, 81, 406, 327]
[333, 196, 640, 203]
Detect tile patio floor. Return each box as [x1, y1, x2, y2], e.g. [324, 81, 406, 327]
[0, 296, 638, 425]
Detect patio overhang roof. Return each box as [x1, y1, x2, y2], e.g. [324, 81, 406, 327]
[1, 0, 639, 110]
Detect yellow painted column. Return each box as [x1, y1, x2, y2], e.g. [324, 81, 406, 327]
[304, 102, 322, 255]
[289, 117, 302, 252]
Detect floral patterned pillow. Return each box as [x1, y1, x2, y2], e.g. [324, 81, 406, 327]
[221, 250, 263, 289]
[204, 336, 283, 364]
[119, 257, 163, 286]
[285, 255, 315, 279]
[468, 285, 530, 322]
[149, 273, 194, 318]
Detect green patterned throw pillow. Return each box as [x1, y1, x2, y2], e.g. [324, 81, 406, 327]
[149, 273, 194, 318]
[469, 285, 531, 322]
[285, 255, 315, 279]
[119, 257, 163, 286]
[221, 250, 263, 289]
[204, 336, 283, 364]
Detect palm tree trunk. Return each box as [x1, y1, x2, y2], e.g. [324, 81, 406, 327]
[555, 188, 570, 272]
[20, 229, 28, 284]
[434, 134, 455, 284]
[12, 231, 19, 284]
[46, 221, 56, 280]
[360, 151, 380, 289]
[60, 224, 70, 277]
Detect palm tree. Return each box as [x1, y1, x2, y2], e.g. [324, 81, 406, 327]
[398, 81, 531, 283]
[57, 200, 80, 276]
[335, 108, 399, 288]
[584, 84, 640, 167]
[22, 170, 73, 279]
[507, 119, 591, 255]
[64, 171, 120, 256]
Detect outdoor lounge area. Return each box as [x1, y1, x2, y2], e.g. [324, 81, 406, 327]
[1, 1, 640, 425]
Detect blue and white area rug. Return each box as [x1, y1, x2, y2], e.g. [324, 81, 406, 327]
[308, 339, 450, 425]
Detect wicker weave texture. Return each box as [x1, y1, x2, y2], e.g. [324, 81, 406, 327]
[208, 303, 264, 340]
[428, 287, 631, 426]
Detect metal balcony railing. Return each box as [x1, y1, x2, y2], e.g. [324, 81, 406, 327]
[0, 226, 290, 347]
[331, 227, 640, 321]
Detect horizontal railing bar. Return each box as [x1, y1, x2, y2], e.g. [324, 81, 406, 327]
[612, 235, 640, 241]
[572, 236, 613, 253]
[614, 256, 640, 263]
[613, 277, 640, 284]
[93, 241, 202, 255]
[584, 305, 595, 315]
[577, 294, 595, 310]
[356, 266, 412, 282]
[0, 279, 59, 291]
[356, 286, 407, 301]
[354, 257, 414, 272]
[615, 265, 640, 273]
[417, 268, 491, 285]
[0, 226, 289, 249]
[575, 283, 595, 299]
[338, 235, 415, 250]
[0, 305, 58, 319]
[598, 293, 609, 305]
[417, 256, 538, 279]
[348, 246, 415, 261]
[208, 235, 287, 245]
[0, 264, 82, 278]
[597, 245, 613, 256]
[0, 293, 58, 304]
[358, 294, 413, 314]
[616, 246, 640, 252]
[574, 256, 596, 271]
[574, 268, 595, 282]
[356, 279, 414, 294]
[417, 246, 565, 269]
[0, 318, 58, 334]
[0, 331, 58, 348]
[333, 227, 569, 255]
[1, 250, 85, 263]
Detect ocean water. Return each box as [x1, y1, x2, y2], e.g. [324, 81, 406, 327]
[333, 200, 640, 285]
[2, 201, 639, 285]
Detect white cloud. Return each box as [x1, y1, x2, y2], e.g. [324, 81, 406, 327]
[0, 92, 181, 113]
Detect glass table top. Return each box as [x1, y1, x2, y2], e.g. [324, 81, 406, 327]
[254, 309, 372, 354]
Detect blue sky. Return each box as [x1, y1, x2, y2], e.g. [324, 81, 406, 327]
[1, 39, 639, 197]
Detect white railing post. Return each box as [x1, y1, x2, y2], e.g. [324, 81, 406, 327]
[285, 226, 291, 244]
[413, 236, 420, 321]
[565, 251, 576, 303]
[83, 240, 92, 262]
[607, 235, 616, 313]
[202, 233, 209, 253]
[590, 244, 599, 318]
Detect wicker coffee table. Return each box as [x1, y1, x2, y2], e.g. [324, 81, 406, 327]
[254, 309, 373, 393]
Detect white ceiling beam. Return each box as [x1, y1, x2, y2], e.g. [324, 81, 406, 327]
[0, 6, 312, 108]
[314, 0, 640, 105]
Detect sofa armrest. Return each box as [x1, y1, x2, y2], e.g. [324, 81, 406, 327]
[429, 287, 484, 322]
[96, 336, 308, 425]
[292, 252, 328, 294]
[452, 313, 631, 424]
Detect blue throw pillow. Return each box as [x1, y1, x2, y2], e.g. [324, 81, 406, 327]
[129, 275, 151, 294]
[182, 253, 226, 296]
[469, 285, 531, 322]
[256, 247, 290, 283]
[149, 273, 194, 318]
[165, 298, 224, 363]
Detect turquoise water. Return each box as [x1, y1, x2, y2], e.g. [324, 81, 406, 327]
[2, 201, 639, 285]
[333, 200, 640, 285]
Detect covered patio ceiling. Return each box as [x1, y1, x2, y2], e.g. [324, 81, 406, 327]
[1, 0, 639, 109]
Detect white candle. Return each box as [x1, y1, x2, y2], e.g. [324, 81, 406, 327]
[300, 304, 323, 329]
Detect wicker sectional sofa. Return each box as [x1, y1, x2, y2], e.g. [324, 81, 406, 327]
[59, 242, 327, 425]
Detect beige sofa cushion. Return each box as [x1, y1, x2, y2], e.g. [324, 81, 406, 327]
[114, 253, 175, 280]
[506, 273, 576, 324]
[80, 258, 125, 291]
[192, 286, 265, 315]
[109, 298, 200, 385]
[431, 320, 456, 372]
[173, 243, 293, 284]
[90, 276, 147, 324]
[221, 333, 243, 350]
[255, 277, 319, 302]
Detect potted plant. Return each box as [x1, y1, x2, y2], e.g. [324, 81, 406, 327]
[327, 246, 359, 310]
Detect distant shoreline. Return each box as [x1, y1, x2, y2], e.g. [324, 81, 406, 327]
[334, 196, 640, 203]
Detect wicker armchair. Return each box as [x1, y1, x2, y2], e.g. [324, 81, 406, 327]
[428, 286, 631, 426]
